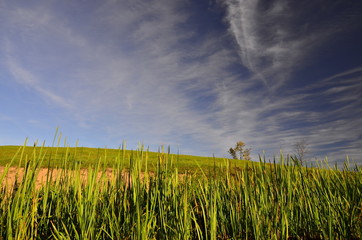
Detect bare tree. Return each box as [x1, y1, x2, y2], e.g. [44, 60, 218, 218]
[228, 141, 251, 160]
[243, 148, 251, 161]
[228, 147, 237, 159]
[293, 138, 309, 164]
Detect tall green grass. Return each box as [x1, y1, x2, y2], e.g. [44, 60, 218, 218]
[0, 142, 361, 239]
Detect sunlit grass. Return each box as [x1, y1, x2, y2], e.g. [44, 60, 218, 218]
[0, 145, 250, 174]
[0, 140, 361, 239]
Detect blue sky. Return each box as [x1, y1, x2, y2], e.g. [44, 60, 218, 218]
[1, 0, 361, 165]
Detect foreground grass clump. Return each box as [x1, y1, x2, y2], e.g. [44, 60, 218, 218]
[0, 144, 361, 239]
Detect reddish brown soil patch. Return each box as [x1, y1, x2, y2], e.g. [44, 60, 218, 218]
[0, 166, 126, 190]
[1, 166, 186, 193]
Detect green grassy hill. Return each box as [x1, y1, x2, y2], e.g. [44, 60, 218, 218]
[0, 145, 251, 173]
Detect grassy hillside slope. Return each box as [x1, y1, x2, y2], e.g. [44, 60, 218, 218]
[0, 145, 251, 173]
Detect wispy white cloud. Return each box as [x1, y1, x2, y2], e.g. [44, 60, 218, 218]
[248, 66, 362, 162]
[213, 0, 362, 163]
[0, 114, 12, 121]
[0, 0, 361, 164]
[5, 54, 73, 110]
[0, 0, 242, 155]
[223, 0, 351, 90]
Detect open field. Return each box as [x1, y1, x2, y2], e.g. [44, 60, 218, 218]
[0, 145, 249, 174]
[0, 144, 361, 239]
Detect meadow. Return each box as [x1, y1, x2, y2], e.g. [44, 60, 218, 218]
[0, 141, 361, 239]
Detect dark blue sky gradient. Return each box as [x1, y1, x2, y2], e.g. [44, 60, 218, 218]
[0, 0, 361, 165]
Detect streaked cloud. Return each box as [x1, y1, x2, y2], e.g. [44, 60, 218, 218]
[0, 0, 361, 164]
[223, 0, 361, 90]
[0, 0, 239, 155]
[5, 55, 73, 110]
